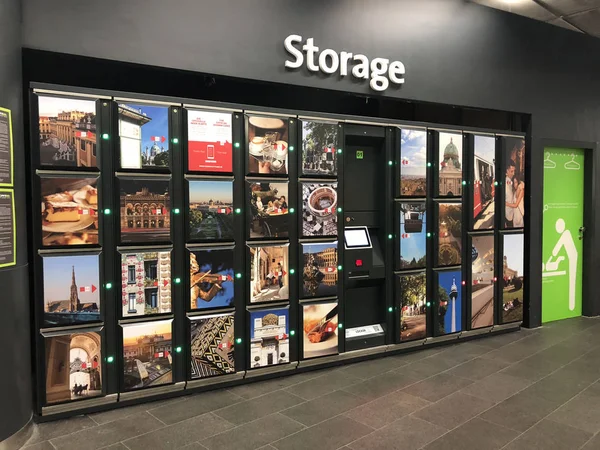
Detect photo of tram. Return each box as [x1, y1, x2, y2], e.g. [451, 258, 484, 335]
[473, 136, 496, 230]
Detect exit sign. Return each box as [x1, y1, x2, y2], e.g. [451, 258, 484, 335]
[356, 150, 364, 160]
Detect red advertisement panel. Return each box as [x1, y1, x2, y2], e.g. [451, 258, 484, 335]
[187, 110, 232, 173]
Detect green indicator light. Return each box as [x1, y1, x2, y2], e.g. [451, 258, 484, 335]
[106, 356, 114, 363]
[104, 208, 111, 215]
[337, 265, 342, 270]
[236, 273, 242, 279]
[102, 133, 109, 140]
[426, 302, 431, 307]
[235, 208, 241, 214]
[234, 142, 240, 148]
[173, 208, 180, 214]
[462, 181, 466, 186]
[337, 148, 343, 154]
[426, 232, 431, 238]
[105, 282, 112, 289]
[388, 160, 393, 166]
[388, 307, 393, 312]
[172, 137, 179, 144]
[388, 234, 393, 239]
[290, 330, 296, 336]
[289, 207, 295, 214]
[494, 181, 498, 186]
[290, 269, 295, 274]
[175, 346, 182, 353]
[235, 337, 242, 344]
[427, 162, 432, 167]
[289, 146, 294, 152]
[174, 278, 181, 284]
[337, 207, 342, 213]
[338, 323, 343, 329]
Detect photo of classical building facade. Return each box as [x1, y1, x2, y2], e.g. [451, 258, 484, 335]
[250, 309, 290, 368]
[438, 132, 462, 196]
[120, 179, 171, 243]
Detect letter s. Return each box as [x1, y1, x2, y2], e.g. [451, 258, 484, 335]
[284, 34, 304, 69]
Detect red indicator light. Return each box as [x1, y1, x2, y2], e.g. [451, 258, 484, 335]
[355, 259, 363, 267]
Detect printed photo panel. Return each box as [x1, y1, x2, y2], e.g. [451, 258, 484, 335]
[42, 253, 101, 328]
[189, 248, 235, 311]
[44, 330, 103, 405]
[503, 137, 526, 229]
[247, 115, 289, 175]
[301, 241, 338, 298]
[302, 302, 339, 359]
[473, 135, 496, 230]
[397, 272, 427, 342]
[399, 129, 427, 197]
[301, 182, 338, 237]
[437, 202, 462, 267]
[190, 314, 235, 379]
[37, 95, 98, 168]
[438, 132, 463, 197]
[120, 249, 172, 317]
[398, 202, 426, 270]
[502, 233, 524, 323]
[187, 109, 233, 173]
[301, 120, 339, 177]
[119, 177, 171, 244]
[436, 269, 463, 335]
[249, 307, 290, 368]
[188, 179, 234, 241]
[122, 319, 173, 390]
[249, 243, 289, 303]
[247, 181, 289, 239]
[470, 234, 495, 329]
[40, 175, 99, 246]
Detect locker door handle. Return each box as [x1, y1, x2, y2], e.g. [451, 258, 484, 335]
[579, 226, 586, 240]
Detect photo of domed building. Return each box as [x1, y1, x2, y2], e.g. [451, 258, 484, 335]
[439, 132, 463, 196]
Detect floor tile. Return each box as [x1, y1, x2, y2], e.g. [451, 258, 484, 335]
[520, 369, 594, 406]
[413, 392, 495, 429]
[213, 390, 304, 425]
[393, 356, 457, 378]
[225, 372, 321, 400]
[50, 412, 164, 450]
[284, 368, 361, 400]
[99, 445, 130, 449]
[149, 390, 242, 425]
[343, 370, 420, 400]
[472, 331, 528, 349]
[463, 372, 531, 403]
[89, 397, 187, 425]
[122, 412, 233, 450]
[344, 391, 430, 429]
[480, 342, 536, 364]
[404, 373, 473, 402]
[499, 356, 563, 382]
[339, 354, 411, 380]
[203, 413, 304, 450]
[180, 444, 209, 450]
[422, 417, 518, 450]
[348, 415, 446, 450]
[446, 357, 510, 381]
[502, 419, 592, 450]
[27, 415, 97, 445]
[581, 433, 600, 450]
[272, 415, 372, 450]
[281, 390, 363, 426]
[22, 442, 56, 450]
[547, 391, 600, 434]
[479, 392, 558, 432]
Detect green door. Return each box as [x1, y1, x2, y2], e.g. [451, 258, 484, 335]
[542, 148, 585, 323]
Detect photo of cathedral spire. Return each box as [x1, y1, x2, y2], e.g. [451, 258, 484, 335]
[438, 132, 463, 196]
[43, 254, 100, 327]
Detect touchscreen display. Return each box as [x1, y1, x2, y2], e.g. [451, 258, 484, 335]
[345, 228, 370, 248]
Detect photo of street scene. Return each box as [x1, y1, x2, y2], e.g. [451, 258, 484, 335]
[45, 332, 102, 404]
[247, 115, 289, 175]
[398, 273, 427, 341]
[438, 132, 463, 196]
[189, 180, 234, 241]
[399, 202, 426, 269]
[118, 103, 170, 169]
[248, 182, 289, 239]
[303, 303, 338, 359]
[190, 314, 235, 379]
[189, 248, 234, 310]
[400, 129, 427, 196]
[301, 242, 338, 298]
[37, 96, 97, 168]
[302, 182, 338, 237]
[504, 137, 526, 229]
[122, 320, 173, 390]
[471, 235, 495, 329]
[41, 176, 99, 246]
[249, 244, 289, 303]
[120, 251, 171, 317]
[42, 254, 100, 327]
[301, 120, 338, 176]
[438, 203, 462, 266]
[473, 135, 495, 230]
[503, 233, 524, 323]
[250, 307, 290, 368]
[437, 270, 463, 335]
[119, 178, 170, 243]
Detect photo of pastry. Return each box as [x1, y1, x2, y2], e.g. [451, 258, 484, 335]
[119, 178, 170, 243]
[249, 244, 289, 303]
[302, 303, 338, 359]
[190, 314, 235, 379]
[189, 180, 234, 241]
[122, 320, 173, 390]
[248, 181, 289, 239]
[247, 115, 289, 175]
[250, 307, 290, 368]
[189, 248, 234, 310]
[400, 129, 427, 196]
[37, 96, 97, 168]
[301, 120, 338, 176]
[473, 135, 496, 230]
[438, 132, 463, 197]
[45, 332, 102, 404]
[40, 176, 99, 246]
[437, 202, 462, 267]
[301, 242, 338, 298]
[301, 182, 338, 237]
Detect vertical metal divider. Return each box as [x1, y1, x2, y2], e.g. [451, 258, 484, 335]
[384, 127, 394, 343]
[232, 112, 247, 373]
[337, 122, 345, 354]
[429, 131, 439, 337]
[495, 136, 505, 325]
[170, 105, 185, 383]
[392, 127, 401, 345]
[296, 119, 304, 362]
[287, 117, 299, 363]
[462, 133, 471, 332]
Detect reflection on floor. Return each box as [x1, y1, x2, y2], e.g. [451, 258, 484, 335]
[22, 317, 600, 450]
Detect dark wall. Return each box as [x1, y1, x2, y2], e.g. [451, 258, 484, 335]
[0, 0, 32, 442]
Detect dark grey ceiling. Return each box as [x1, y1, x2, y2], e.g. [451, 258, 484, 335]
[470, 0, 600, 37]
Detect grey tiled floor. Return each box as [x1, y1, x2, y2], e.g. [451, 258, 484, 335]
[22, 317, 600, 450]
